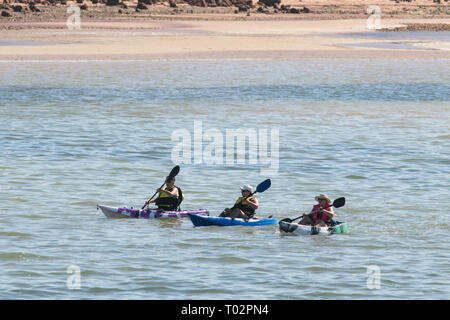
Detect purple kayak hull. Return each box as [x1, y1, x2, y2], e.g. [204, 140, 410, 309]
[98, 205, 209, 219]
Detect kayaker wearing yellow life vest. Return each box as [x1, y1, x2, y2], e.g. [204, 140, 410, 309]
[299, 194, 334, 227]
[146, 176, 183, 211]
[219, 185, 259, 219]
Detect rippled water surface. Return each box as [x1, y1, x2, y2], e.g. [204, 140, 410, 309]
[0, 60, 449, 299]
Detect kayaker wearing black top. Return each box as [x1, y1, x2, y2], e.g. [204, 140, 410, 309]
[146, 176, 183, 211]
[219, 185, 259, 219]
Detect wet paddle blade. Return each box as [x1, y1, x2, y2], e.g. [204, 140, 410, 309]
[256, 179, 271, 193]
[332, 197, 345, 208]
[168, 165, 180, 179]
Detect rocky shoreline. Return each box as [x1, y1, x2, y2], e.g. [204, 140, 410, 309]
[0, 0, 449, 26]
[381, 23, 450, 32]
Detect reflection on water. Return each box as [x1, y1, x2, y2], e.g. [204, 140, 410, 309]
[0, 40, 59, 46]
[340, 41, 436, 50]
[342, 31, 450, 41]
[318, 31, 450, 51]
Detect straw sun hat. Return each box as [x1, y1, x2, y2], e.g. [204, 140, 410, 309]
[315, 194, 331, 202]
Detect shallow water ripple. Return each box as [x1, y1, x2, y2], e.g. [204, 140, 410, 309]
[0, 60, 449, 299]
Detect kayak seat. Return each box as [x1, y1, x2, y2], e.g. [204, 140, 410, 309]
[329, 219, 340, 226]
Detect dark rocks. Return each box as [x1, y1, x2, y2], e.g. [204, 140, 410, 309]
[29, 2, 41, 12]
[279, 4, 289, 12]
[186, 0, 252, 8]
[383, 23, 450, 32]
[277, 5, 311, 14]
[258, 0, 279, 7]
[139, 0, 159, 4]
[136, 2, 148, 10]
[12, 5, 23, 12]
[1, 10, 12, 17]
[301, 7, 310, 13]
[237, 5, 247, 12]
[106, 0, 119, 6]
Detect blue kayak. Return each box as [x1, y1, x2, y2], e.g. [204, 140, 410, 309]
[188, 213, 278, 227]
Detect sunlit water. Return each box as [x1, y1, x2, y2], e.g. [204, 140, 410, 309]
[0, 59, 449, 299]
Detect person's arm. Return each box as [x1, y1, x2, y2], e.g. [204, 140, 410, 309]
[243, 197, 259, 210]
[147, 189, 163, 205]
[320, 207, 334, 218]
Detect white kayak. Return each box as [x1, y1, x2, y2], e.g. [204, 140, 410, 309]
[279, 220, 348, 235]
[97, 205, 209, 219]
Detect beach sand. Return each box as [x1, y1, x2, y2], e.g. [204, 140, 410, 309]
[0, 1, 449, 61]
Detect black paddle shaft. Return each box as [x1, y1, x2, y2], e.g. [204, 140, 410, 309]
[141, 165, 180, 209]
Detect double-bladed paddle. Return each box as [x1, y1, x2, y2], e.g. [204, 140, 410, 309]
[245, 179, 271, 199]
[280, 197, 346, 223]
[141, 165, 180, 210]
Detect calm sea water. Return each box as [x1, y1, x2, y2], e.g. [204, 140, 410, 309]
[0, 59, 449, 299]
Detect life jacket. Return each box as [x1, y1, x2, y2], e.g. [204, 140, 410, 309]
[312, 204, 330, 222]
[233, 196, 256, 218]
[155, 186, 182, 211]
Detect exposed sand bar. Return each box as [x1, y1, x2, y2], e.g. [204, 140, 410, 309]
[0, 18, 449, 61]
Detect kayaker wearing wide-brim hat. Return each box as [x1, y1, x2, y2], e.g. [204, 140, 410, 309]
[299, 193, 334, 227]
[146, 176, 184, 211]
[219, 184, 259, 219]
